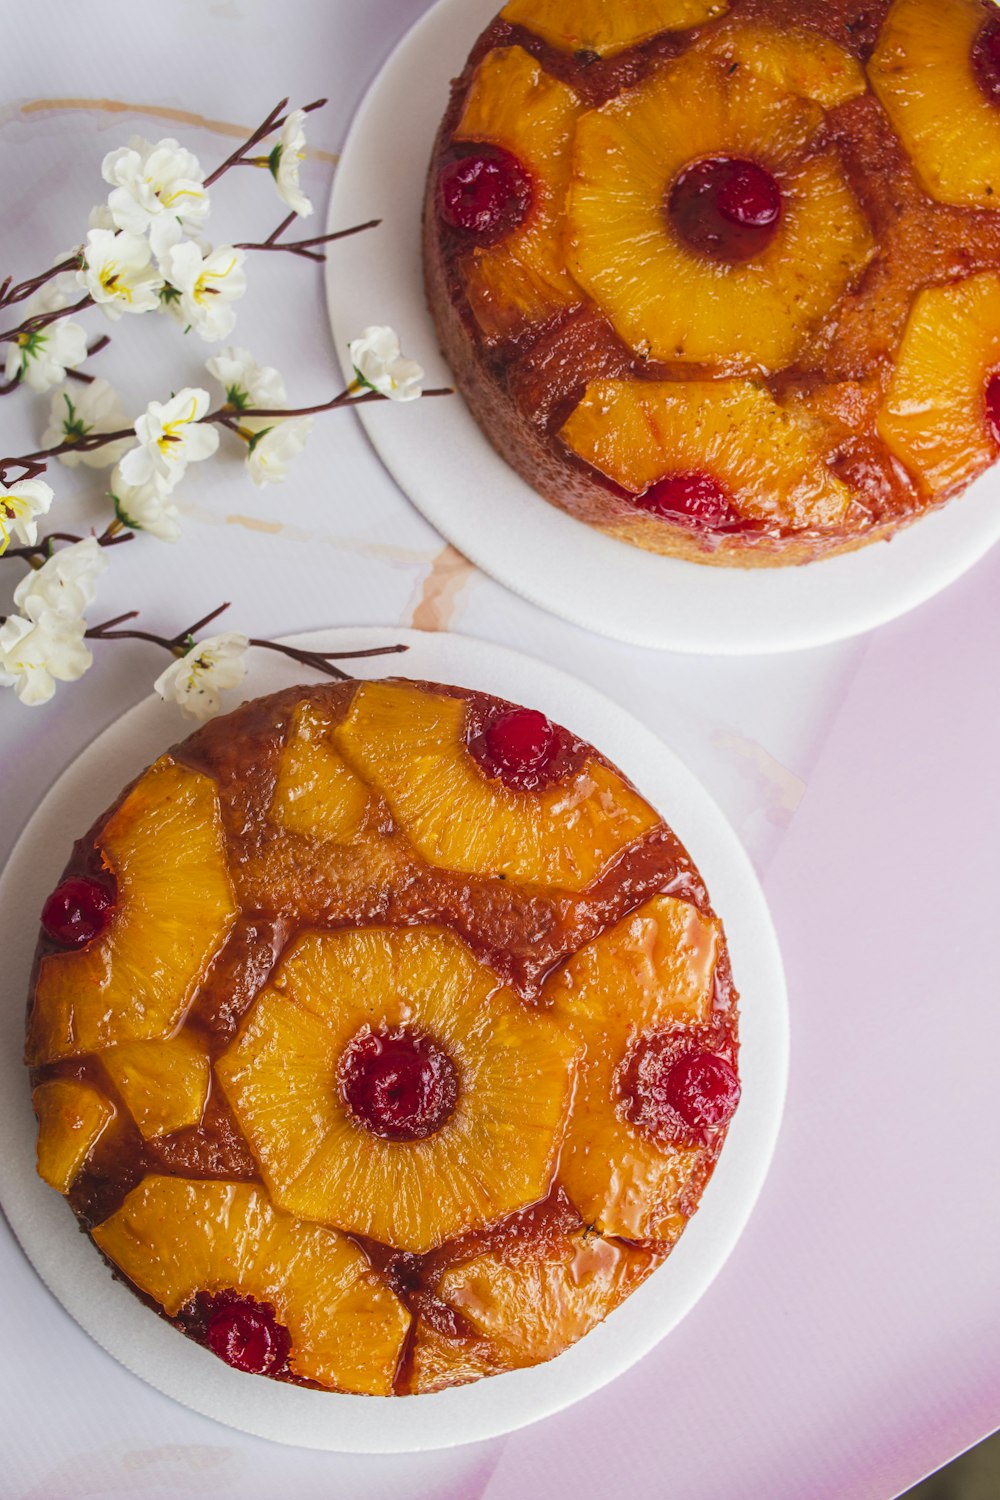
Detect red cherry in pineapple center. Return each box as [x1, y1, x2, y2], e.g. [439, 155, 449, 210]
[478, 707, 559, 787]
[203, 1294, 290, 1375]
[668, 155, 783, 262]
[985, 371, 1000, 444]
[621, 1034, 740, 1138]
[437, 147, 533, 242]
[340, 1028, 458, 1141]
[41, 877, 113, 948]
[635, 471, 742, 531]
[972, 14, 1000, 104]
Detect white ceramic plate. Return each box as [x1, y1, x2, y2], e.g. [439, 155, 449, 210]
[324, 0, 1000, 655]
[0, 628, 787, 1451]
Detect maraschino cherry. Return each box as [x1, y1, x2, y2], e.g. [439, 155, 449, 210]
[41, 877, 113, 948]
[201, 1292, 291, 1375]
[972, 12, 1000, 104]
[437, 147, 533, 243]
[633, 472, 743, 531]
[340, 1028, 458, 1141]
[985, 371, 1000, 445]
[668, 155, 783, 262]
[622, 1034, 741, 1138]
[665, 1050, 742, 1131]
[478, 707, 559, 789]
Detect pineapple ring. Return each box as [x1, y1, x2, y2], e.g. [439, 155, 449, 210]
[452, 47, 584, 340]
[566, 48, 875, 371]
[28, 757, 238, 1065]
[216, 926, 580, 1254]
[500, 0, 730, 58]
[269, 699, 372, 844]
[33, 1078, 115, 1195]
[333, 680, 659, 891]
[560, 377, 853, 530]
[92, 1176, 410, 1394]
[546, 895, 720, 1240]
[878, 273, 1000, 495]
[701, 22, 868, 109]
[870, 0, 1000, 210]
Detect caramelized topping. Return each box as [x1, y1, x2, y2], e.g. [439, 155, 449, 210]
[985, 370, 1000, 444]
[972, 11, 1000, 105]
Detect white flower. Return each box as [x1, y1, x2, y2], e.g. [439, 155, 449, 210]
[159, 241, 247, 342]
[154, 631, 250, 720]
[13, 537, 107, 623]
[41, 380, 132, 469]
[206, 346, 288, 425]
[0, 479, 55, 554]
[79, 229, 164, 319]
[118, 387, 219, 495]
[348, 326, 424, 403]
[4, 283, 88, 393]
[0, 611, 92, 706]
[245, 416, 313, 487]
[109, 466, 182, 542]
[102, 136, 209, 259]
[269, 109, 313, 218]
[88, 203, 116, 232]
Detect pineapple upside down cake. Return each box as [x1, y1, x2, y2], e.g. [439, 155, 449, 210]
[424, 0, 1000, 567]
[25, 679, 740, 1396]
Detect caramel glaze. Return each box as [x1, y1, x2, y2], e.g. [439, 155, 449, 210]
[424, 0, 1000, 566]
[27, 680, 739, 1394]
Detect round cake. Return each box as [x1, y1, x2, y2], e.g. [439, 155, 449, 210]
[25, 679, 739, 1396]
[423, 0, 1000, 567]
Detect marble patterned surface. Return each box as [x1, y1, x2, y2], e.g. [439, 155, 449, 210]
[1, 3, 998, 1496]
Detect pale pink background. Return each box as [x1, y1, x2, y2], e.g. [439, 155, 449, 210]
[1, 3, 999, 1497]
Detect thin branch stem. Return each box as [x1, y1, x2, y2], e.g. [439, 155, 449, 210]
[202, 95, 327, 188]
[237, 217, 381, 263]
[0, 294, 93, 346]
[1, 529, 134, 564]
[0, 255, 80, 311]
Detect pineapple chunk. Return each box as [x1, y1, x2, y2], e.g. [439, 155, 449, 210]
[870, 0, 1000, 209]
[270, 699, 371, 843]
[561, 377, 853, 529]
[437, 1230, 657, 1365]
[878, 274, 1000, 496]
[102, 1033, 210, 1140]
[501, 0, 729, 57]
[454, 47, 583, 340]
[93, 1176, 410, 1394]
[33, 1078, 114, 1194]
[333, 681, 658, 892]
[29, 758, 237, 1065]
[566, 50, 875, 371]
[704, 23, 867, 108]
[408, 1325, 500, 1394]
[217, 927, 580, 1254]
[546, 895, 719, 1240]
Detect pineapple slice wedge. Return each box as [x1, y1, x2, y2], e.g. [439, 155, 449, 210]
[29, 757, 237, 1065]
[408, 1324, 501, 1395]
[500, 0, 729, 58]
[561, 377, 853, 530]
[333, 681, 658, 891]
[547, 895, 720, 1241]
[869, 0, 1000, 209]
[269, 699, 371, 843]
[703, 22, 867, 109]
[92, 1176, 409, 1394]
[878, 273, 1000, 496]
[453, 47, 583, 340]
[566, 49, 875, 371]
[102, 1033, 210, 1140]
[33, 1078, 115, 1194]
[216, 927, 580, 1254]
[435, 1229, 656, 1367]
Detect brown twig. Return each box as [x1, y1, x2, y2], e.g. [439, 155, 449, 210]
[1, 527, 134, 564]
[202, 96, 327, 187]
[236, 216, 381, 264]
